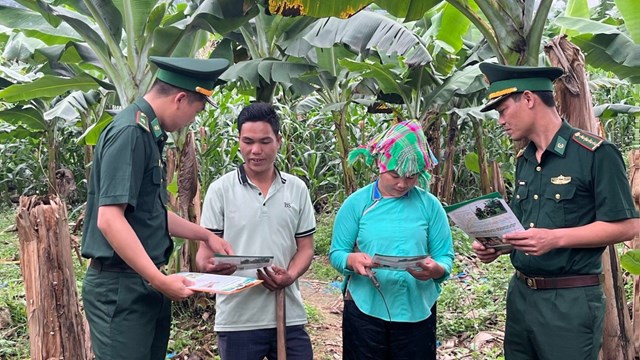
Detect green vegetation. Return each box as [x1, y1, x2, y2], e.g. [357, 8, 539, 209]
[304, 303, 324, 324]
[0, 208, 28, 359]
[0, 0, 638, 358]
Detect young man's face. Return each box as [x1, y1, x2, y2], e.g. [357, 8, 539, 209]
[238, 121, 281, 178]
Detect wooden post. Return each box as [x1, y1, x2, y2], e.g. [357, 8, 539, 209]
[629, 149, 640, 355]
[601, 245, 635, 360]
[276, 289, 287, 360]
[16, 195, 91, 360]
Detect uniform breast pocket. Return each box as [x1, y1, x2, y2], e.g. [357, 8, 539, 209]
[543, 184, 576, 227]
[513, 184, 528, 215]
[152, 165, 168, 206]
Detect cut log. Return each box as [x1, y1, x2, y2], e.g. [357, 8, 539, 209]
[16, 195, 92, 360]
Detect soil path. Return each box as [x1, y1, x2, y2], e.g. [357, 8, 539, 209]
[299, 278, 343, 360]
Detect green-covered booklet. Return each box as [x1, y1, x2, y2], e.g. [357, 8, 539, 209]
[444, 192, 523, 251]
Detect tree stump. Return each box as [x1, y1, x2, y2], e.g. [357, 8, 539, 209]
[16, 195, 91, 360]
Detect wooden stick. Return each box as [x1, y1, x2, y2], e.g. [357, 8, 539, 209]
[276, 288, 287, 360]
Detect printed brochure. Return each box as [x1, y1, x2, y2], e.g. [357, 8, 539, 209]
[214, 255, 274, 270]
[371, 254, 429, 271]
[443, 192, 523, 251]
[178, 272, 263, 294]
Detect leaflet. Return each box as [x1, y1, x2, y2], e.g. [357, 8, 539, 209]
[214, 254, 274, 270]
[443, 192, 523, 251]
[177, 272, 263, 294]
[371, 254, 428, 271]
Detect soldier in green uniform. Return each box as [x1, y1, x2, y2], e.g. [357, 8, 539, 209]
[81, 56, 232, 360]
[472, 63, 640, 360]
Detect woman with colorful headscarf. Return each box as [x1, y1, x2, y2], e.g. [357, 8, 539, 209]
[329, 120, 454, 360]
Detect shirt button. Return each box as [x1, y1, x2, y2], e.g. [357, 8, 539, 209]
[533, 194, 539, 200]
[555, 194, 560, 200]
[536, 166, 541, 172]
[529, 223, 535, 228]
[516, 194, 520, 199]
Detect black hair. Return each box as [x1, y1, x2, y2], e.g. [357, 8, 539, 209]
[511, 91, 556, 108]
[149, 79, 205, 103]
[237, 102, 280, 135]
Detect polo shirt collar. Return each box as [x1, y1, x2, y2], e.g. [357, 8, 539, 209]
[522, 120, 573, 161]
[237, 164, 286, 185]
[134, 97, 167, 144]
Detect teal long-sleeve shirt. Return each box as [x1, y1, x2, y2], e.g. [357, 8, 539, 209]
[329, 181, 454, 322]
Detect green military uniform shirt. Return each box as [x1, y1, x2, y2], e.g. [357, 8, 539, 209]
[81, 97, 172, 267]
[510, 120, 638, 276]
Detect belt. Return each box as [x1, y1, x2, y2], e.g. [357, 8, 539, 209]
[515, 271, 603, 290]
[90, 259, 166, 274]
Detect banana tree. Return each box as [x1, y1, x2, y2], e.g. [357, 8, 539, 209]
[0, 0, 261, 272]
[0, 58, 102, 194]
[214, 5, 317, 102]
[267, 0, 553, 67]
[281, 9, 432, 194]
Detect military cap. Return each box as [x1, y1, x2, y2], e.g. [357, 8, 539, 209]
[150, 56, 230, 106]
[479, 62, 563, 112]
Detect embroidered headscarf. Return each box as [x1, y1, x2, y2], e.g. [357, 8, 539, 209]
[348, 120, 438, 186]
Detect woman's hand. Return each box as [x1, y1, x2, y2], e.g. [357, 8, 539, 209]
[347, 253, 375, 276]
[407, 257, 445, 281]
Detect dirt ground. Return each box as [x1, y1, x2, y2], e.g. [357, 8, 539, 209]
[299, 278, 344, 360]
[299, 275, 506, 360]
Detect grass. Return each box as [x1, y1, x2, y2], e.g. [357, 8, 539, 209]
[2, 206, 634, 360]
[0, 208, 343, 359]
[0, 206, 29, 359]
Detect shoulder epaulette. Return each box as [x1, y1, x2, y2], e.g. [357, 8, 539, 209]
[135, 111, 150, 132]
[572, 131, 604, 151]
[516, 148, 525, 158]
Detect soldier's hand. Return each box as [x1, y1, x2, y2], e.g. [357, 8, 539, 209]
[205, 233, 234, 255]
[407, 257, 445, 281]
[198, 257, 237, 275]
[257, 265, 294, 291]
[347, 252, 375, 276]
[153, 274, 195, 301]
[504, 228, 556, 256]
[472, 240, 507, 263]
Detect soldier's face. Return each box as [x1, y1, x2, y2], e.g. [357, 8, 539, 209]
[166, 94, 206, 132]
[495, 95, 533, 141]
[238, 121, 281, 178]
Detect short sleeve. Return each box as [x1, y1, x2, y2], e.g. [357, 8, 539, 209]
[201, 180, 225, 236]
[98, 126, 146, 208]
[295, 183, 316, 238]
[593, 144, 638, 221]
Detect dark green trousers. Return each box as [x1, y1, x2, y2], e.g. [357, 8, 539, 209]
[504, 275, 604, 360]
[83, 267, 171, 360]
